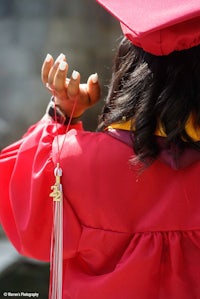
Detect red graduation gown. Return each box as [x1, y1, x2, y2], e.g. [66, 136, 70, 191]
[0, 116, 200, 299]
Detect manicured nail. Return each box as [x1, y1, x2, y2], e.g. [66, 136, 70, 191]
[45, 82, 53, 91]
[56, 53, 65, 63]
[45, 53, 52, 62]
[59, 61, 67, 71]
[91, 73, 98, 83]
[72, 70, 79, 80]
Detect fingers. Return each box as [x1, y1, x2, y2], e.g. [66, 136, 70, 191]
[41, 53, 54, 84]
[53, 61, 68, 94]
[41, 53, 101, 117]
[48, 53, 66, 89]
[52, 62, 81, 100]
[41, 53, 67, 93]
[67, 70, 81, 98]
[87, 73, 101, 105]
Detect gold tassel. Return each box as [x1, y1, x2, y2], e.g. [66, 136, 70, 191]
[49, 163, 63, 299]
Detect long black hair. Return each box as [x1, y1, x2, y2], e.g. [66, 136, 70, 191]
[98, 37, 200, 164]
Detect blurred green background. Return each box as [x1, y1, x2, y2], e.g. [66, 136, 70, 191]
[0, 0, 121, 297]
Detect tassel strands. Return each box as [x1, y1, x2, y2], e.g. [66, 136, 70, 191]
[49, 163, 63, 299]
[48, 75, 79, 299]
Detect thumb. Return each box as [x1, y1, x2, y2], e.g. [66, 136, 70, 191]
[87, 73, 101, 105]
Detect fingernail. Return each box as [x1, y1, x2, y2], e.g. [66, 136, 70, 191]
[72, 70, 79, 80]
[45, 82, 53, 91]
[59, 61, 67, 71]
[45, 53, 52, 62]
[91, 73, 98, 83]
[56, 53, 65, 63]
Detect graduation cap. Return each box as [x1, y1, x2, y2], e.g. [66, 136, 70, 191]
[97, 0, 200, 55]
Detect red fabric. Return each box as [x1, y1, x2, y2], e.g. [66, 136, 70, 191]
[97, 0, 200, 55]
[1, 116, 200, 298]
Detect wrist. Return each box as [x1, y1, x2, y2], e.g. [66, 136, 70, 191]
[46, 97, 81, 125]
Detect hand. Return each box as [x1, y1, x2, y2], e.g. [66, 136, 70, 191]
[41, 53, 101, 118]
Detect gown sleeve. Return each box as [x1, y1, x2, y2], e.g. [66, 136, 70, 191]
[0, 115, 83, 261]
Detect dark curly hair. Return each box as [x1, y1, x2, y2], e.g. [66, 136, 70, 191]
[98, 37, 200, 164]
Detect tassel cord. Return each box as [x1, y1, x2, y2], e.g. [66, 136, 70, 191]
[49, 91, 78, 299]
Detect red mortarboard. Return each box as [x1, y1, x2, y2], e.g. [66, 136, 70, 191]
[97, 0, 200, 55]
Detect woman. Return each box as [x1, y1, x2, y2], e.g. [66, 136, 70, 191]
[1, 1, 200, 298]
